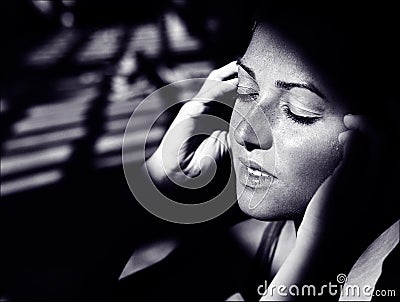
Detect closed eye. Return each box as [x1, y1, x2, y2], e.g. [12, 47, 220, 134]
[237, 85, 259, 102]
[237, 84, 258, 94]
[281, 104, 321, 125]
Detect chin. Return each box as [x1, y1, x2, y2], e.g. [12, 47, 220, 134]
[236, 190, 305, 222]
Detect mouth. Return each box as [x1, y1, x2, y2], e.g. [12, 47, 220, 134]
[238, 157, 276, 189]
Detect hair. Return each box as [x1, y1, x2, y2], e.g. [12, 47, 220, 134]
[249, 2, 398, 116]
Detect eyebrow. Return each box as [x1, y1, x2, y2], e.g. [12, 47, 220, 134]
[275, 81, 326, 99]
[237, 59, 256, 80]
[237, 59, 326, 100]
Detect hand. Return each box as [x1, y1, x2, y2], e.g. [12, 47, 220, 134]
[146, 61, 238, 187]
[298, 105, 400, 263]
[261, 106, 399, 301]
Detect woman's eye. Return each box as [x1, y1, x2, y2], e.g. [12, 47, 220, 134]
[281, 104, 321, 125]
[237, 85, 259, 102]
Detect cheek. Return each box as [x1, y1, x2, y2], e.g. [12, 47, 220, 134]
[275, 121, 343, 191]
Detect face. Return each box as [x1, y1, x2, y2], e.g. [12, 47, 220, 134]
[229, 23, 349, 220]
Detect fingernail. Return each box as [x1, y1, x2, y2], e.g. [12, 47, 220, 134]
[343, 114, 354, 128]
[338, 131, 351, 145]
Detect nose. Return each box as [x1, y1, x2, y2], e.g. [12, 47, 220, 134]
[234, 105, 273, 152]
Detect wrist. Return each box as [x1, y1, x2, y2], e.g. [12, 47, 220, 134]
[145, 148, 167, 185]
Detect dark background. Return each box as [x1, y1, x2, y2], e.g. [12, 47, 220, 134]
[1, 1, 255, 301]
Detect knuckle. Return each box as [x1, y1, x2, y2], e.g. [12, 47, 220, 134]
[181, 101, 204, 115]
[208, 69, 220, 78]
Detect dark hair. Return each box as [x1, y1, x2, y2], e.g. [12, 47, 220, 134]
[250, 2, 398, 115]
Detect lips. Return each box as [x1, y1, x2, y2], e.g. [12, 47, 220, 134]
[237, 157, 276, 189]
[246, 166, 270, 177]
[238, 157, 276, 179]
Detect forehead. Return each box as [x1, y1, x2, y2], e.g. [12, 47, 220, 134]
[243, 23, 313, 80]
[241, 22, 338, 102]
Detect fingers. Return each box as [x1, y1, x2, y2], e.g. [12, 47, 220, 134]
[162, 63, 237, 178]
[338, 130, 352, 145]
[195, 60, 238, 98]
[184, 130, 230, 177]
[195, 69, 238, 101]
[338, 113, 386, 185]
[340, 114, 373, 148]
[343, 114, 380, 143]
[339, 114, 370, 163]
[225, 77, 239, 86]
[344, 114, 369, 132]
[195, 77, 238, 100]
[196, 130, 230, 169]
[208, 61, 238, 81]
[227, 131, 232, 150]
[340, 130, 366, 168]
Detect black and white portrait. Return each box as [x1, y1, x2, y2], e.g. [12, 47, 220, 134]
[1, 1, 399, 301]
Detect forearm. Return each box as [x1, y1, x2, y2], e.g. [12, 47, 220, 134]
[144, 149, 206, 203]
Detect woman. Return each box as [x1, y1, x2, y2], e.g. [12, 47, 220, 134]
[123, 3, 399, 301]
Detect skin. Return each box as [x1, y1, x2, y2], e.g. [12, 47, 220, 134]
[144, 16, 398, 301]
[229, 23, 348, 221]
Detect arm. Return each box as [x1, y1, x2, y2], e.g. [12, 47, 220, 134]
[144, 62, 238, 195]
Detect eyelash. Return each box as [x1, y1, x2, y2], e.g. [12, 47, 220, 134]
[237, 87, 321, 126]
[281, 105, 320, 125]
[238, 94, 258, 103]
[237, 89, 258, 102]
